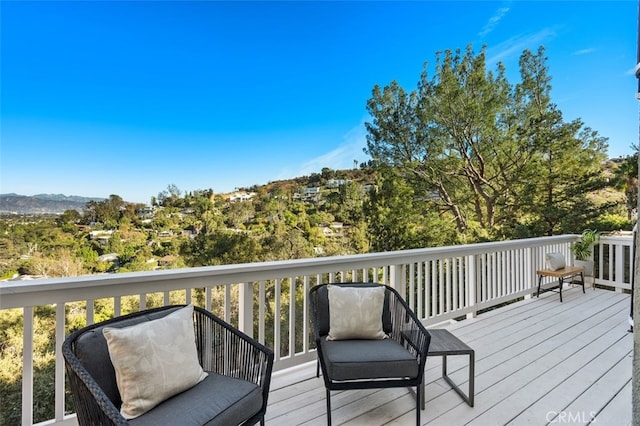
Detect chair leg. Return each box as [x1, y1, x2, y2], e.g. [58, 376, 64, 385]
[326, 388, 332, 426]
[537, 274, 543, 297]
[580, 272, 585, 293]
[559, 277, 563, 302]
[416, 385, 421, 426]
[316, 359, 320, 378]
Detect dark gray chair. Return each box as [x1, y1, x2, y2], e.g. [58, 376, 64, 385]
[309, 283, 431, 426]
[62, 305, 273, 426]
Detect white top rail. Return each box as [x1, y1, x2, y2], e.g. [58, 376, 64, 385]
[1, 234, 580, 310]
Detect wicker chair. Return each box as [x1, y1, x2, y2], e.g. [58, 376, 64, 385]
[62, 305, 273, 426]
[309, 283, 431, 426]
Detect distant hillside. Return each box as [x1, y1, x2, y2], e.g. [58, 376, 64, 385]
[0, 194, 105, 214]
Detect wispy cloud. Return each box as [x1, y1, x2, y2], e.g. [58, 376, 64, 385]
[625, 66, 638, 76]
[299, 124, 368, 175]
[572, 48, 596, 56]
[278, 123, 369, 179]
[479, 6, 511, 37]
[486, 27, 557, 66]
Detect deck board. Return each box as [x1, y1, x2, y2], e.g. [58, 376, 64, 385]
[265, 287, 632, 425]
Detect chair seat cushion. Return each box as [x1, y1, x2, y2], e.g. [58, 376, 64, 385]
[320, 337, 419, 381]
[128, 372, 263, 426]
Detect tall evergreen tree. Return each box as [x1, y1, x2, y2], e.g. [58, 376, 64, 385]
[365, 44, 609, 242]
[511, 48, 609, 235]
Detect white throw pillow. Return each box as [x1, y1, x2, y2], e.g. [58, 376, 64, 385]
[327, 285, 388, 340]
[545, 252, 566, 271]
[102, 305, 208, 419]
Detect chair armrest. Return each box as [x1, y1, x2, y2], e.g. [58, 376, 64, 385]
[386, 287, 431, 365]
[62, 336, 128, 426]
[193, 307, 274, 410]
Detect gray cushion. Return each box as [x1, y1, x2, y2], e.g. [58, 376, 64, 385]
[316, 283, 392, 336]
[320, 337, 419, 381]
[129, 373, 263, 426]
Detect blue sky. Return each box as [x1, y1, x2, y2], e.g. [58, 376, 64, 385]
[1, 1, 638, 204]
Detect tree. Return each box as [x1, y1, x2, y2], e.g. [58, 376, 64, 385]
[365, 44, 609, 240]
[225, 201, 255, 229]
[157, 184, 183, 208]
[612, 149, 639, 220]
[181, 231, 262, 266]
[83, 194, 126, 226]
[335, 181, 366, 225]
[58, 209, 82, 226]
[364, 169, 448, 251]
[506, 49, 609, 235]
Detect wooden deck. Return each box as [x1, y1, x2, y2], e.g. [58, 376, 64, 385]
[266, 286, 632, 425]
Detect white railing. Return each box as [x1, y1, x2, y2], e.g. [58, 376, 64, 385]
[0, 234, 632, 425]
[594, 233, 634, 290]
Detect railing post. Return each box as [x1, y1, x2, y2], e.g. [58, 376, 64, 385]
[238, 281, 254, 338]
[466, 255, 477, 319]
[525, 246, 537, 300]
[390, 264, 406, 300]
[55, 304, 65, 422]
[615, 243, 624, 293]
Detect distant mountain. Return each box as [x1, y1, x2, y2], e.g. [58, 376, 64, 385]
[0, 194, 105, 214]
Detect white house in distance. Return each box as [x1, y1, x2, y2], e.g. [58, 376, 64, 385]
[326, 179, 350, 188]
[228, 192, 256, 202]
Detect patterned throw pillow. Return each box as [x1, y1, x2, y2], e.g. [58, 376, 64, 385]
[326, 285, 388, 340]
[103, 305, 208, 419]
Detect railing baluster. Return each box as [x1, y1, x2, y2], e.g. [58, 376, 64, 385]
[86, 299, 94, 325]
[417, 261, 423, 319]
[447, 257, 453, 312]
[274, 278, 281, 361]
[467, 254, 476, 319]
[289, 276, 295, 357]
[22, 306, 34, 426]
[615, 243, 624, 292]
[259, 280, 266, 344]
[239, 281, 253, 337]
[409, 263, 415, 312]
[205, 287, 212, 312]
[224, 284, 231, 324]
[451, 258, 456, 310]
[114, 296, 121, 317]
[303, 275, 309, 353]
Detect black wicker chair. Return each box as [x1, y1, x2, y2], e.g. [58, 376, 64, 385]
[62, 305, 274, 426]
[309, 283, 431, 426]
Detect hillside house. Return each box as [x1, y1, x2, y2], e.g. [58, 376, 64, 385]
[303, 187, 321, 202]
[326, 178, 350, 188]
[228, 192, 256, 202]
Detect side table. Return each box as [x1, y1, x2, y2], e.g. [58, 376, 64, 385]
[423, 329, 475, 408]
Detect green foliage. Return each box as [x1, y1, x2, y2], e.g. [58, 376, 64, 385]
[570, 229, 601, 260]
[181, 230, 263, 266]
[57, 209, 82, 225]
[611, 150, 639, 220]
[364, 45, 614, 241]
[591, 213, 632, 232]
[364, 169, 458, 251]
